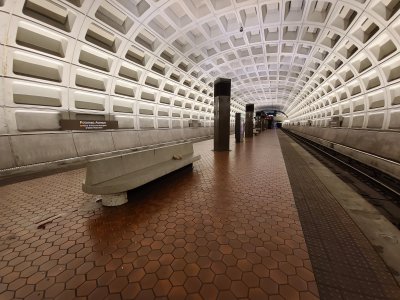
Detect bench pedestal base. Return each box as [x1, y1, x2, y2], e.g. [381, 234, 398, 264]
[101, 192, 128, 206]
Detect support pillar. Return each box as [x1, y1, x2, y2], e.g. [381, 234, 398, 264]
[267, 117, 273, 129]
[255, 111, 261, 131]
[235, 113, 244, 143]
[214, 78, 231, 151]
[245, 104, 254, 138]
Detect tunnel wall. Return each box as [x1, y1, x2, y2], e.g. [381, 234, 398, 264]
[3, 0, 400, 175]
[0, 0, 245, 174]
[283, 0, 400, 131]
[284, 125, 400, 164]
[0, 127, 215, 175]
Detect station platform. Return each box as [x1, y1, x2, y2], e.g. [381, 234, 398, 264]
[0, 130, 399, 300]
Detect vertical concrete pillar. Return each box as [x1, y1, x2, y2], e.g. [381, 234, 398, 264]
[261, 112, 266, 131]
[260, 116, 265, 131]
[235, 113, 244, 143]
[255, 111, 261, 131]
[267, 117, 273, 129]
[214, 78, 231, 151]
[245, 104, 254, 138]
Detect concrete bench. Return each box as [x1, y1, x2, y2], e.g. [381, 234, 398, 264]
[82, 142, 201, 206]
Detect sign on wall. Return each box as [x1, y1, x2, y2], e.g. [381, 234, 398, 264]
[60, 120, 119, 130]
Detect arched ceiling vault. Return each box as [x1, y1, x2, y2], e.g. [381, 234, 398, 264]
[107, 0, 399, 114]
[2, 0, 400, 128]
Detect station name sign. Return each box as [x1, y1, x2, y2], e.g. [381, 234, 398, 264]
[60, 120, 119, 130]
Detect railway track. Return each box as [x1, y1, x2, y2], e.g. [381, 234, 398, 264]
[282, 129, 400, 229]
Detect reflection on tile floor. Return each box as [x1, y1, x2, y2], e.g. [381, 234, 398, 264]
[0, 131, 318, 299]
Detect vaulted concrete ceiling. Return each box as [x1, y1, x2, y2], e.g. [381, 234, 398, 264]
[105, 0, 397, 115]
[2, 0, 400, 128]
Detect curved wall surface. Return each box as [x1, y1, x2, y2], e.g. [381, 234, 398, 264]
[1, 0, 400, 173]
[282, 0, 400, 130]
[285, 125, 400, 163]
[0, 0, 246, 173]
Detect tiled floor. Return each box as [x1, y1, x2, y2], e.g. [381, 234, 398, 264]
[0, 131, 318, 299]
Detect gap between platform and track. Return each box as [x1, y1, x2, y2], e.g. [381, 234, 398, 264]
[278, 130, 400, 299]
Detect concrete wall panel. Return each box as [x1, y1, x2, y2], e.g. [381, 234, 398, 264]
[10, 133, 77, 166]
[72, 132, 116, 157]
[111, 130, 141, 150]
[288, 126, 400, 163]
[0, 136, 16, 169]
[155, 129, 173, 143]
[138, 130, 158, 146]
[170, 128, 185, 141]
[0, 107, 8, 134]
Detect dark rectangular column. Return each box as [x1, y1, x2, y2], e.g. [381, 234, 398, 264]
[214, 78, 231, 151]
[267, 116, 273, 129]
[235, 113, 244, 143]
[255, 111, 261, 132]
[245, 104, 254, 138]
